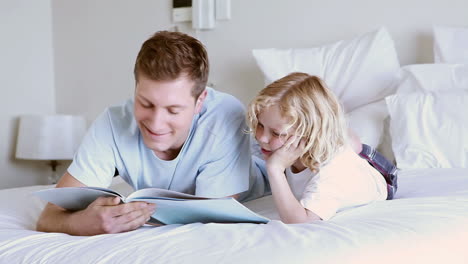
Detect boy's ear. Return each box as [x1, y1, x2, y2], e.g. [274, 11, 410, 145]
[195, 89, 208, 114]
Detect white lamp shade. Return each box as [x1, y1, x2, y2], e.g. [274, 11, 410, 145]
[16, 115, 87, 160]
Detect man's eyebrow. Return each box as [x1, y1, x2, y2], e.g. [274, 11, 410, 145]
[136, 95, 187, 109]
[136, 94, 150, 102]
[167, 105, 186, 109]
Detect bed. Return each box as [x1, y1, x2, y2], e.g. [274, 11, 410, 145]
[0, 169, 467, 263]
[1, 26, 467, 263]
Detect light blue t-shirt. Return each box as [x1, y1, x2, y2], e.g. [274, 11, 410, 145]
[68, 88, 267, 198]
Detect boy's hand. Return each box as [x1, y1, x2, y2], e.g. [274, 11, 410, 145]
[266, 136, 306, 172]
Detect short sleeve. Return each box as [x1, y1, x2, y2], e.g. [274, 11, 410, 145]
[300, 177, 342, 221]
[67, 110, 117, 187]
[299, 146, 384, 220]
[299, 154, 348, 220]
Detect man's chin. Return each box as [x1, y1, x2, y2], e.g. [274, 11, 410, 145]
[149, 145, 175, 160]
[143, 140, 184, 159]
[142, 139, 170, 152]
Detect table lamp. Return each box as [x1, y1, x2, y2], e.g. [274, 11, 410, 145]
[15, 115, 87, 184]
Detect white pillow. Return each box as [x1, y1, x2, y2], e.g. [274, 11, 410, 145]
[396, 64, 468, 94]
[433, 25, 468, 64]
[252, 27, 400, 112]
[378, 116, 395, 164]
[355, 64, 468, 163]
[345, 100, 395, 163]
[385, 63, 468, 166]
[346, 99, 387, 148]
[386, 92, 468, 169]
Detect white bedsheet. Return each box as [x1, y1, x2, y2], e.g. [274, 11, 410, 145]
[0, 168, 467, 264]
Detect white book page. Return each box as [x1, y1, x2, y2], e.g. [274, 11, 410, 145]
[126, 188, 207, 201]
[132, 197, 269, 224]
[34, 187, 122, 211]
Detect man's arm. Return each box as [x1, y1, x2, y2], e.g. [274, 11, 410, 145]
[36, 172, 156, 236]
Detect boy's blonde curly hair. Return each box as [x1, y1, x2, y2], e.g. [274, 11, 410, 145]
[247, 72, 347, 172]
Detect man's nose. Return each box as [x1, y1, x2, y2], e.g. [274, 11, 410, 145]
[149, 109, 166, 127]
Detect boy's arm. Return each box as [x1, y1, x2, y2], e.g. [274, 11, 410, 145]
[267, 168, 321, 223]
[266, 137, 321, 224]
[36, 172, 156, 236]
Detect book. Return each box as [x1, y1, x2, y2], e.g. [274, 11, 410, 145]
[34, 187, 269, 225]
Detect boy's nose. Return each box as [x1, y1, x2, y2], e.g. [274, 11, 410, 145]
[257, 132, 269, 144]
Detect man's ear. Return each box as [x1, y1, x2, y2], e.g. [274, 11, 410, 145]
[195, 89, 208, 114]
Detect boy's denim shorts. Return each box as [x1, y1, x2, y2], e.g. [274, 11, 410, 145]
[359, 144, 398, 200]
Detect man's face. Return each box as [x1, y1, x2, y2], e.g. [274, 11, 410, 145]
[134, 75, 206, 160]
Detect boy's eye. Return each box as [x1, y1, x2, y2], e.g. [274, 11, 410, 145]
[272, 132, 281, 137]
[168, 110, 180, 115]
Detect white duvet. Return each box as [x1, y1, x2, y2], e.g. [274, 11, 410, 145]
[0, 168, 467, 264]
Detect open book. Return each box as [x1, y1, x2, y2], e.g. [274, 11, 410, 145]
[34, 187, 269, 225]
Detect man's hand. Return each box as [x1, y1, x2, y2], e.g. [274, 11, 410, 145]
[36, 172, 156, 236]
[72, 197, 156, 235]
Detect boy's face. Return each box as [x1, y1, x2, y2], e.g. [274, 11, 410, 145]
[134, 74, 206, 160]
[255, 105, 291, 159]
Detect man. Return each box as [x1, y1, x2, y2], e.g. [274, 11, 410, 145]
[36, 31, 268, 235]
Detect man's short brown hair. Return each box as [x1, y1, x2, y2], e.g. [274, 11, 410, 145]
[134, 31, 209, 99]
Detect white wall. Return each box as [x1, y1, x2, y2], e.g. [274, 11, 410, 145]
[53, 0, 468, 120]
[0, 0, 56, 188]
[52, 0, 175, 120]
[199, 0, 468, 104]
[2, 0, 468, 188]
